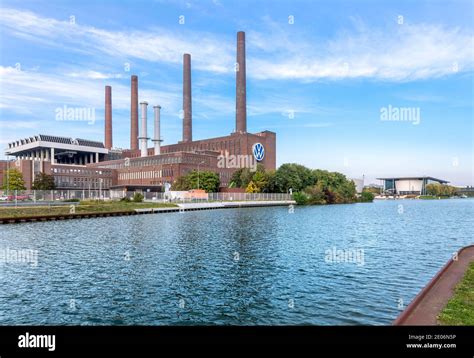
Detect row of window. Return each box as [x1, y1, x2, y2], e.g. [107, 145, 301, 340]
[55, 176, 112, 189]
[173, 139, 242, 153]
[118, 169, 173, 181]
[52, 167, 108, 176]
[99, 156, 183, 169]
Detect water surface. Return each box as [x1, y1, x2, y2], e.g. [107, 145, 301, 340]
[1, 199, 472, 325]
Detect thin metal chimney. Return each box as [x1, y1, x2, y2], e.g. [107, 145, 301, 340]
[183, 53, 192, 142]
[236, 31, 247, 133]
[139, 101, 149, 157]
[130, 75, 139, 150]
[152, 105, 162, 155]
[104, 85, 112, 149]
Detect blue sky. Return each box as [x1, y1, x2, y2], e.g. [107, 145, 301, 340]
[0, 0, 472, 185]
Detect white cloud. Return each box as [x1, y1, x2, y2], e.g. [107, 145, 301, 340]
[0, 8, 234, 74]
[248, 23, 474, 81]
[0, 66, 180, 115]
[67, 71, 124, 80]
[0, 120, 39, 130]
[1, 8, 472, 83]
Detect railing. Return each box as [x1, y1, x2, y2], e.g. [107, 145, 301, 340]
[140, 192, 292, 202]
[0, 190, 292, 205]
[0, 189, 111, 203]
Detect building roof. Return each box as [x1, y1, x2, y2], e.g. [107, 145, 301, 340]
[7, 134, 104, 149]
[376, 176, 449, 183]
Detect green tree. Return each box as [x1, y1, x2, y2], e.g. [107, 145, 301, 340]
[229, 168, 245, 188]
[272, 163, 316, 193]
[186, 170, 220, 193]
[304, 184, 327, 204]
[2, 168, 26, 191]
[171, 176, 190, 191]
[32, 172, 56, 190]
[426, 183, 457, 197]
[364, 186, 381, 195]
[251, 170, 271, 192]
[360, 190, 375, 202]
[313, 170, 356, 203]
[230, 164, 266, 188]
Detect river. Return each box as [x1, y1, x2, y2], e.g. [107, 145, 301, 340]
[0, 199, 472, 325]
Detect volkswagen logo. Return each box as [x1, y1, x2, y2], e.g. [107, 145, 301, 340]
[253, 143, 265, 161]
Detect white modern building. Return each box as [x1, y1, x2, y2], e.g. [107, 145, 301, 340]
[377, 176, 449, 195]
[5, 134, 109, 165]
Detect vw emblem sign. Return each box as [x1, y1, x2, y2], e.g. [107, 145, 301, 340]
[253, 143, 265, 161]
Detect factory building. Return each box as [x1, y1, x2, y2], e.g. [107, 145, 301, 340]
[2, 32, 276, 192]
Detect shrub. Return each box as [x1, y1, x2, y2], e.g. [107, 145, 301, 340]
[305, 184, 326, 205]
[63, 198, 80, 202]
[293, 191, 308, 205]
[132, 193, 144, 202]
[359, 191, 375, 202]
[120, 197, 131, 202]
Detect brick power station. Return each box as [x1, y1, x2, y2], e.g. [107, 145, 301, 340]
[2, 32, 276, 192]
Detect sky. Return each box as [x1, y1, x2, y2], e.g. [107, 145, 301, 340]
[0, 0, 473, 186]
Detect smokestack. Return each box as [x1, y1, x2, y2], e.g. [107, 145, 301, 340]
[152, 105, 162, 155]
[236, 31, 247, 133]
[130, 75, 139, 150]
[104, 85, 112, 149]
[139, 101, 149, 157]
[183, 53, 192, 142]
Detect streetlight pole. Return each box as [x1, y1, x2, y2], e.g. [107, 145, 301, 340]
[6, 155, 10, 195]
[99, 178, 103, 201]
[197, 160, 205, 190]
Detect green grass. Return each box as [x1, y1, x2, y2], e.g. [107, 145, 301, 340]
[0, 200, 177, 219]
[438, 262, 474, 325]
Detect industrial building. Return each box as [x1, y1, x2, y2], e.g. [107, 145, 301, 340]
[377, 177, 449, 195]
[2, 31, 276, 192]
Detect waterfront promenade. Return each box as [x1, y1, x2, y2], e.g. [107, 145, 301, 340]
[394, 245, 474, 325]
[0, 200, 295, 224]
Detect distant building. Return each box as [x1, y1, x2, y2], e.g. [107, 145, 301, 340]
[351, 178, 364, 193]
[377, 177, 449, 195]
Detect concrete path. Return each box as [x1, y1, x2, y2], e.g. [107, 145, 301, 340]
[394, 245, 474, 325]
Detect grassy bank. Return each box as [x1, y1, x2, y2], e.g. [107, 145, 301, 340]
[0, 200, 177, 219]
[419, 195, 450, 200]
[438, 262, 474, 325]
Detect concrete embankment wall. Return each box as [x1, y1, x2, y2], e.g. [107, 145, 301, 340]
[0, 201, 295, 225]
[393, 245, 474, 325]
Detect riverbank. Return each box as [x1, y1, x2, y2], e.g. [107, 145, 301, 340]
[0, 201, 177, 223]
[439, 262, 474, 325]
[0, 200, 295, 224]
[393, 245, 474, 325]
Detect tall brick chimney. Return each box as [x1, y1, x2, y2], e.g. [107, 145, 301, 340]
[130, 75, 139, 150]
[104, 85, 112, 149]
[235, 31, 247, 133]
[183, 53, 192, 142]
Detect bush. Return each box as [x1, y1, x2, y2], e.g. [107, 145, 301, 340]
[359, 191, 375, 202]
[63, 198, 80, 202]
[132, 193, 144, 203]
[293, 191, 308, 205]
[305, 184, 326, 205]
[120, 197, 131, 202]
